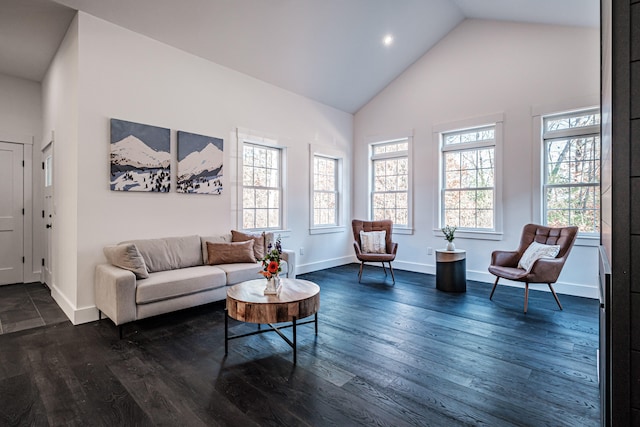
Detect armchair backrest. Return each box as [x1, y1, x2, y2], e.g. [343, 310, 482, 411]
[352, 219, 394, 253]
[517, 223, 579, 261]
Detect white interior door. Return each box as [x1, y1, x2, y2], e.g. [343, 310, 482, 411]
[43, 143, 53, 287]
[0, 142, 24, 285]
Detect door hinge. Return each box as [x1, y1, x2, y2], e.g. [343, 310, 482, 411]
[42, 210, 45, 218]
[42, 258, 45, 267]
[42, 162, 45, 170]
[22, 256, 25, 264]
[22, 208, 24, 215]
[22, 160, 25, 167]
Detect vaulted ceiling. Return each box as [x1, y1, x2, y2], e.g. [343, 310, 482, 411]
[1, 0, 599, 113]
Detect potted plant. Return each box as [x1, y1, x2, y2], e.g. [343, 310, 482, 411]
[441, 225, 457, 251]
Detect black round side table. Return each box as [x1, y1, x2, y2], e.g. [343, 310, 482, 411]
[435, 249, 466, 292]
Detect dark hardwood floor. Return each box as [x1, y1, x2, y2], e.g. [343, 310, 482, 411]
[0, 264, 599, 426]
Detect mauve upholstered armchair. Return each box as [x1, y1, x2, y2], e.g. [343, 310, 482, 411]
[352, 219, 398, 284]
[488, 223, 578, 313]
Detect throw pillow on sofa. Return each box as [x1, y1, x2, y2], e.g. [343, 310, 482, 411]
[231, 230, 266, 260]
[206, 240, 257, 265]
[103, 243, 149, 279]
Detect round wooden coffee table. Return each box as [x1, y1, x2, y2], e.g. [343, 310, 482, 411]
[225, 278, 320, 364]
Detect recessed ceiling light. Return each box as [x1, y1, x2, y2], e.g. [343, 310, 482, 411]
[383, 34, 394, 47]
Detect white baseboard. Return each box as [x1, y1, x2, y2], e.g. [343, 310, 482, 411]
[301, 257, 598, 300]
[467, 270, 598, 299]
[24, 269, 41, 284]
[50, 283, 75, 323]
[50, 283, 99, 325]
[74, 304, 100, 324]
[296, 255, 355, 275]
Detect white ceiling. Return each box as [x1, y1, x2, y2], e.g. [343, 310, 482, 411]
[1, 0, 599, 113]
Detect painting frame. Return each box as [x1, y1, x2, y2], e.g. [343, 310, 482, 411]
[110, 118, 171, 192]
[176, 130, 224, 194]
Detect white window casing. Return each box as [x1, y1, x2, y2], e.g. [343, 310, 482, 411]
[433, 113, 504, 241]
[367, 132, 414, 235]
[309, 143, 345, 234]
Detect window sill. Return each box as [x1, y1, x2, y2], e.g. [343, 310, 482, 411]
[393, 227, 414, 235]
[245, 228, 292, 239]
[309, 225, 346, 235]
[432, 229, 503, 241]
[575, 235, 599, 247]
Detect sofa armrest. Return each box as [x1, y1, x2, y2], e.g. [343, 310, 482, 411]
[95, 264, 138, 325]
[281, 249, 296, 278]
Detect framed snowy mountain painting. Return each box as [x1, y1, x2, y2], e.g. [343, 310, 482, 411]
[177, 131, 223, 194]
[110, 119, 171, 192]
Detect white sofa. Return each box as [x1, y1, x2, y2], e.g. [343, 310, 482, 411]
[94, 232, 294, 335]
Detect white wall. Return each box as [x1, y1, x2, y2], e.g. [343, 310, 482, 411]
[354, 19, 600, 298]
[0, 72, 42, 283]
[44, 12, 353, 323]
[41, 15, 80, 317]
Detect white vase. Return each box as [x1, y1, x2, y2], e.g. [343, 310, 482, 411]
[264, 275, 279, 295]
[446, 241, 455, 251]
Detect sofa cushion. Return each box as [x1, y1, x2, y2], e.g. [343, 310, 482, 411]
[103, 243, 149, 279]
[201, 234, 231, 265]
[215, 263, 263, 285]
[206, 241, 256, 264]
[136, 266, 226, 304]
[232, 230, 266, 260]
[125, 235, 202, 273]
[215, 260, 289, 285]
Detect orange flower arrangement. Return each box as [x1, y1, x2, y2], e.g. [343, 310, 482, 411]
[259, 235, 282, 279]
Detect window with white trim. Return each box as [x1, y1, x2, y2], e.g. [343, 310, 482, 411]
[370, 139, 409, 227]
[312, 154, 339, 227]
[441, 125, 496, 230]
[242, 142, 282, 230]
[542, 108, 601, 234]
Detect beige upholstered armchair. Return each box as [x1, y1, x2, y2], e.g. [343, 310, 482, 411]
[488, 223, 578, 313]
[352, 219, 398, 283]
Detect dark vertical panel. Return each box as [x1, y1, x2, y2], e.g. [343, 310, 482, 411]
[633, 4, 640, 61]
[632, 62, 640, 119]
[632, 293, 640, 347]
[610, 0, 632, 423]
[631, 178, 640, 234]
[633, 236, 640, 293]
[632, 351, 640, 408]
[632, 120, 640, 174]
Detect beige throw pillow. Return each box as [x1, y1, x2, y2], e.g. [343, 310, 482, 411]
[360, 230, 387, 254]
[518, 241, 561, 272]
[103, 243, 149, 279]
[231, 230, 266, 260]
[206, 240, 257, 265]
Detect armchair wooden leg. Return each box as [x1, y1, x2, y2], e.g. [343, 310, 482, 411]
[381, 262, 388, 276]
[524, 283, 529, 314]
[388, 262, 395, 284]
[489, 277, 500, 300]
[548, 283, 563, 310]
[358, 262, 364, 283]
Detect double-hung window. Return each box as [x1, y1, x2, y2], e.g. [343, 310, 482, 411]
[441, 125, 496, 230]
[370, 138, 410, 228]
[542, 109, 600, 234]
[242, 142, 282, 230]
[312, 155, 339, 227]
